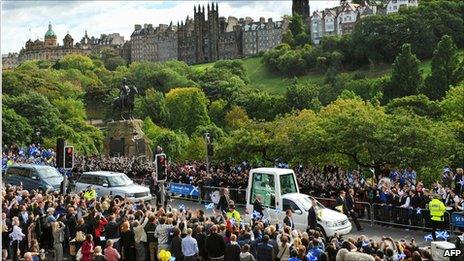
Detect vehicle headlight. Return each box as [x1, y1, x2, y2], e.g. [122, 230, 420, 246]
[125, 193, 134, 198]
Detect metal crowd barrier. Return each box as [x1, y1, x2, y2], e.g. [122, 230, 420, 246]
[371, 203, 453, 232]
[201, 186, 247, 206]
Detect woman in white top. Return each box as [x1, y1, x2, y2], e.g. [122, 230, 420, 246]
[133, 215, 149, 261]
[9, 217, 25, 261]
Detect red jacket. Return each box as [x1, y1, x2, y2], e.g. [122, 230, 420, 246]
[95, 218, 108, 238]
[81, 240, 94, 261]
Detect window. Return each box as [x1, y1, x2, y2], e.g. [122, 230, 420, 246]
[283, 199, 301, 212]
[280, 174, 298, 195]
[36, 167, 61, 179]
[108, 175, 133, 187]
[250, 172, 276, 208]
[79, 175, 98, 185]
[8, 167, 31, 178]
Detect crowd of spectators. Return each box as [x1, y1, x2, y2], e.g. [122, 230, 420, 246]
[2, 183, 442, 261]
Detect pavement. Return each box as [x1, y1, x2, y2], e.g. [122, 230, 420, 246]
[169, 198, 439, 247]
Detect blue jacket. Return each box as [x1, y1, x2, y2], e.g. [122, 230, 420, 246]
[256, 243, 274, 261]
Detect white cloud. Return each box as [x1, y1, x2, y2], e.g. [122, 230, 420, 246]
[1, 1, 338, 54]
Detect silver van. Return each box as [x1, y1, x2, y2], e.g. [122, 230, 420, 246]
[74, 171, 152, 202]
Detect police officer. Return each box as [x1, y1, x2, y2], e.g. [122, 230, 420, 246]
[429, 194, 446, 241]
[226, 201, 241, 225]
[83, 185, 97, 201]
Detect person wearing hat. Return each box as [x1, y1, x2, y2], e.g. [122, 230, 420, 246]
[429, 194, 446, 240]
[83, 186, 96, 201]
[225, 201, 241, 225]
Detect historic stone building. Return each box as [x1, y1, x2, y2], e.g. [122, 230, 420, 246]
[78, 31, 125, 52]
[2, 53, 19, 69]
[241, 18, 284, 56]
[132, 3, 285, 64]
[310, 2, 376, 44]
[130, 23, 178, 63]
[18, 23, 91, 63]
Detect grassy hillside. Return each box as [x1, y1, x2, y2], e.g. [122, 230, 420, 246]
[192, 56, 436, 95]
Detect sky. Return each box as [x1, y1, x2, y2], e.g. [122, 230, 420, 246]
[1, 1, 339, 54]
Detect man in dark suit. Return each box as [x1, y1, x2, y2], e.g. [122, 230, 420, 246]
[346, 189, 363, 231]
[283, 210, 294, 229]
[225, 234, 241, 261]
[256, 235, 274, 261]
[217, 188, 230, 214]
[335, 190, 347, 214]
[308, 198, 318, 231]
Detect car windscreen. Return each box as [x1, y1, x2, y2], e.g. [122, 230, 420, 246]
[36, 167, 61, 179]
[280, 173, 298, 195]
[107, 175, 133, 187]
[297, 196, 325, 211]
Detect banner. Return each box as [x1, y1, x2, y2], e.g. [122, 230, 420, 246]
[168, 183, 199, 197]
[452, 212, 464, 228]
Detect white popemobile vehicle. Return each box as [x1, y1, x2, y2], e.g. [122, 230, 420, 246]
[245, 168, 352, 237]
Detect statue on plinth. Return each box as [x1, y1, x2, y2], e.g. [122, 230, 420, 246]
[112, 78, 139, 120]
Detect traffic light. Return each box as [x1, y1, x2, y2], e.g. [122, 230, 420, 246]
[155, 153, 167, 181]
[56, 138, 65, 168]
[64, 146, 74, 169]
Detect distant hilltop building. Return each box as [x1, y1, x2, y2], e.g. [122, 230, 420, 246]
[18, 22, 92, 63]
[386, 0, 418, 14]
[5, 23, 128, 69]
[130, 2, 288, 64]
[2, 53, 19, 69]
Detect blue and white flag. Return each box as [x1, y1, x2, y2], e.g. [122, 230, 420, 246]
[205, 203, 215, 210]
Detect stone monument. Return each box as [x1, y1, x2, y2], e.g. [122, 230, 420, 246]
[104, 119, 153, 160]
[104, 78, 152, 160]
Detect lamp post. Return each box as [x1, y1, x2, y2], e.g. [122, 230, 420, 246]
[204, 133, 211, 173]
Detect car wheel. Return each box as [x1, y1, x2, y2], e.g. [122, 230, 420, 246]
[317, 225, 327, 239]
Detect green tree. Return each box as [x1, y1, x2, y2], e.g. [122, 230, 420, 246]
[3, 92, 62, 138]
[100, 47, 126, 71]
[134, 89, 170, 127]
[2, 107, 33, 146]
[385, 44, 422, 101]
[57, 54, 95, 73]
[440, 84, 464, 122]
[165, 87, 211, 135]
[424, 35, 459, 100]
[285, 81, 321, 111]
[209, 99, 228, 127]
[385, 94, 443, 119]
[224, 106, 252, 130]
[289, 14, 306, 41]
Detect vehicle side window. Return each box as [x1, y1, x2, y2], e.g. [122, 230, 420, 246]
[10, 168, 32, 178]
[283, 199, 300, 212]
[97, 176, 109, 186]
[79, 175, 97, 185]
[250, 172, 276, 208]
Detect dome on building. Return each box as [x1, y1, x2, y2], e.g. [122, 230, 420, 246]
[45, 22, 56, 38]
